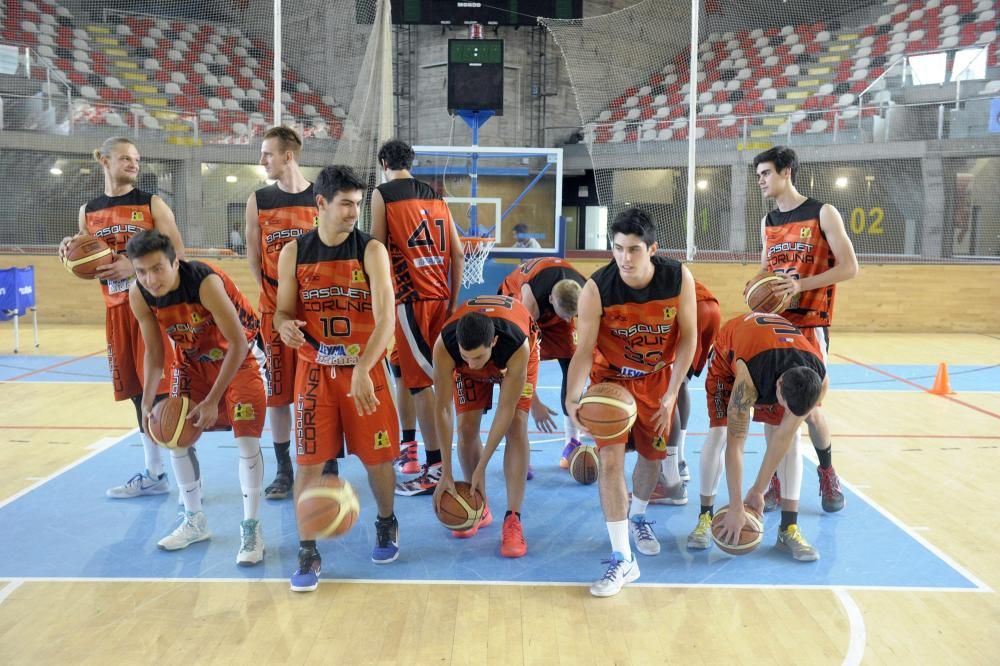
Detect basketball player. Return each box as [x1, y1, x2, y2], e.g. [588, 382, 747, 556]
[245, 126, 337, 501]
[273, 166, 400, 592]
[58, 137, 184, 499]
[566, 208, 696, 597]
[126, 230, 267, 566]
[755, 146, 858, 513]
[649, 279, 721, 505]
[688, 312, 827, 562]
[371, 139, 464, 497]
[498, 257, 585, 468]
[431, 295, 540, 558]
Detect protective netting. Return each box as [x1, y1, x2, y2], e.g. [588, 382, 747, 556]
[543, 0, 1000, 262]
[0, 0, 390, 250]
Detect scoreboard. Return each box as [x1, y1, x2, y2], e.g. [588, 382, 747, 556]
[388, 1, 582, 25]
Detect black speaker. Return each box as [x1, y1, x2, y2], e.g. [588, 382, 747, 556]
[447, 39, 503, 115]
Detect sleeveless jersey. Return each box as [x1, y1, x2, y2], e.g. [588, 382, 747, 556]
[255, 183, 319, 313]
[695, 279, 718, 305]
[440, 296, 539, 380]
[138, 261, 258, 364]
[499, 257, 585, 326]
[377, 178, 454, 303]
[591, 256, 683, 382]
[294, 228, 380, 367]
[763, 197, 836, 328]
[714, 312, 826, 405]
[85, 188, 156, 308]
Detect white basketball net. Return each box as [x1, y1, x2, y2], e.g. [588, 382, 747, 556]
[460, 237, 496, 288]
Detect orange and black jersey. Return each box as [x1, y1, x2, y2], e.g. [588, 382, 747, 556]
[294, 228, 380, 367]
[695, 279, 718, 305]
[591, 256, 683, 382]
[138, 261, 258, 364]
[763, 197, 836, 328]
[255, 183, 319, 313]
[498, 257, 585, 326]
[714, 313, 825, 405]
[377, 178, 453, 303]
[85, 188, 155, 308]
[440, 296, 539, 379]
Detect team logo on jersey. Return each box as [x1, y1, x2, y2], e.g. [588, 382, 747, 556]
[374, 430, 390, 449]
[651, 436, 668, 452]
[663, 307, 676, 320]
[351, 269, 365, 283]
[800, 227, 812, 239]
[346, 344, 361, 356]
[191, 311, 203, 324]
[131, 211, 144, 222]
[207, 348, 224, 361]
[233, 402, 256, 421]
[313, 215, 320, 226]
[521, 383, 534, 399]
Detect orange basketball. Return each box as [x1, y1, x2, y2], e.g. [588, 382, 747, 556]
[744, 271, 791, 314]
[577, 383, 637, 439]
[63, 235, 114, 279]
[710, 504, 764, 555]
[148, 396, 203, 449]
[569, 445, 600, 485]
[297, 476, 361, 539]
[434, 481, 485, 531]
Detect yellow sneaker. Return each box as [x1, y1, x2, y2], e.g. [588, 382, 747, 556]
[776, 524, 819, 561]
[686, 511, 713, 550]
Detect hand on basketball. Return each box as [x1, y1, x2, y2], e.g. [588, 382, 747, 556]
[348, 367, 379, 416]
[565, 400, 589, 436]
[433, 469, 457, 507]
[773, 272, 801, 297]
[469, 463, 487, 497]
[58, 234, 79, 260]
[530, 399, 558, 433]
[718, 503, 747, 546]
[185, 399, 217, 430]
[744, 488, 765, 517]
[94, 252, 134, 281]
[278, 319, 307, 348]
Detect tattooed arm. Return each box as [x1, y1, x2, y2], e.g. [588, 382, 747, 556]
[723, 360, 759, 511]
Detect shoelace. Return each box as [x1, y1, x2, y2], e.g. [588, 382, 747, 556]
[124, 472, 145, 489]
[599, 557, 625, 582]
[502, 518, 524, 544]
[375, 519, 396, 547]
[785, 525, 808, 545]
[240, 522, 257, 551]
[695, 514, 712, 533]
[632, 517, 656, 541]
[818, 468, 841, 496]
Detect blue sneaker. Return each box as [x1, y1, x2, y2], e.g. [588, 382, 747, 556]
[372, 515, 399, 564]
[560, 438, 582, 469]
[290, 548, 321, 592]
[106, 470, 169, 499]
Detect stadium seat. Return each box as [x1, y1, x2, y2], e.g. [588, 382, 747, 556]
[164, 81, 181, 95]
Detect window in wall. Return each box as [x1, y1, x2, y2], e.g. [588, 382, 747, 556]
[951, 47, 987, 82]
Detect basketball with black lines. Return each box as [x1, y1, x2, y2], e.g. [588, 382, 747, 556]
[743, 271, 791, 314]
[63, 234, 114, 279]
[569, 445, 600, 485]
[434, 481, 484, 531]
[711, 505, 764, 556]
[297, 476, 361, 539]
[148, 396, 203, 449]
[577, 383, 637, 439]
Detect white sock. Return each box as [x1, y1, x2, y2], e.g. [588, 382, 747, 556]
[564, 415, 580, 446]
[171, 448, 202, 513]
[677, 429, 687, 462]
[142, 433, 164, 478]
[662, 447, 681, 486]
[775, 430, 803, 502]
[607, 520, 632, 560]
[629, 496, 649, 518]
[237, 437, 264, 521]
[700, 427, 726, 498]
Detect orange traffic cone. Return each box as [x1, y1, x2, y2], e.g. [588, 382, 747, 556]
[929, 362, 954, 396]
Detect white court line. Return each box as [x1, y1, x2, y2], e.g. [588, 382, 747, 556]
[800, 447, 992, 592]
[0, 579, 24, 605]
[0, 380, 109, 385]
[834, 588, 867, 666]
[0, 429, 138, 511]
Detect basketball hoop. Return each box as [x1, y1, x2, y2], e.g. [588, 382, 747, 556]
[460, 236, 495, 288]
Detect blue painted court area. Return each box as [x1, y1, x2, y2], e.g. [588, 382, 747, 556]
[0, 360, 983, 589]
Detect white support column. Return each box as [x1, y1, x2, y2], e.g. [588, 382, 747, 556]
[684, 0, 700, 261]
[273, 0, 282, 126]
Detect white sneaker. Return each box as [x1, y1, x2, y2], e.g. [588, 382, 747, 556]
[158, 510, 211, 551]
[629, 514, 661, 555]
[590, 552, 640, 597]
[678, 459, 690, 481]
[106, 470, 169, 499]
[236, 519, 264, 566]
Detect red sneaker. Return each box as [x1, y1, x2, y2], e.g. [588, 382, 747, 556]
[500, 513, 527, 558]
[394, 441, 420, 475]
[764, 473, 781, 512]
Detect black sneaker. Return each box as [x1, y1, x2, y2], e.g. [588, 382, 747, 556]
[372, 515, 399, 564]
[290, 547, 322, 592]
[265, 467, 293, 500]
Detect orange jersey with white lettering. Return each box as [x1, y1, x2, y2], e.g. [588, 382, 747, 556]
[85, 188, 156, 307]
[293, 228, 381, 367]
[440, 296, 539, 380]
[137, 261, 258, 364]
[377, 178, 454, 303]
[591, 256, 684, 382]
[499, 257, 585, 327]
[255, 183, 319, 313]
[763, 197, 837, 328]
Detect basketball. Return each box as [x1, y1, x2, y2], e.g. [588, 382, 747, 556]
[744, 271, 791, 314]
[297, 476, 361, 539]
[63, 235, 114, 279]
[147, 396, 203, 449]
[434, 481, 485, 531]
[710, 505, 764, 556]
[577, 383, 637, 439]
[569, 445, 600, 485]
